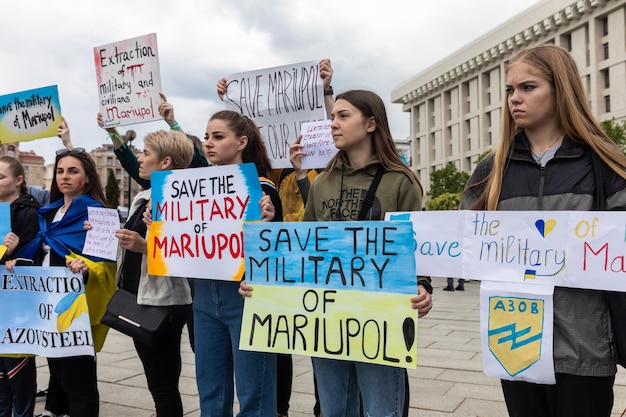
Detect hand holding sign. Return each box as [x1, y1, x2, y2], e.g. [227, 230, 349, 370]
[299, 120, 336, 169]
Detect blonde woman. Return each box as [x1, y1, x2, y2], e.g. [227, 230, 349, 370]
[462, 44, 626, 417]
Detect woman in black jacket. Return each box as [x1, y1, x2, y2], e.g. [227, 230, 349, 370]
[0, 156, 40, 417]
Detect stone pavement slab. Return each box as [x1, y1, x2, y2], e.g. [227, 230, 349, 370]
[33, 278, 626, 416]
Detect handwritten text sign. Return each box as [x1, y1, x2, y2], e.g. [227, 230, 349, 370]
[0, 266, 94, 357]
[388, 210, 626, 292]
[94, 33, 162, 128]
[240, 221, 419, 368]
[147, 163, 262, 280]
[300, 120, 336, 169]
[463, 211, 569, 284]
[565, 211, 626, 289]
[223, 61, 327, 168]
[0, 85, 62, 143]
[83, 207, 120, 261]
[386, 211, 463, 278]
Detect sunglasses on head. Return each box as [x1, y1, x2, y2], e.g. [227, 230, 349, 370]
[56, 148, 86, 157]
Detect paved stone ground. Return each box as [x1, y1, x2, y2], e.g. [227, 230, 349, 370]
[34, 278, 626, 416]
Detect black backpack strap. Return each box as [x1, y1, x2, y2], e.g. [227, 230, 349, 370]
[358, 166, 386, 220]
[278, 168, 294, 191]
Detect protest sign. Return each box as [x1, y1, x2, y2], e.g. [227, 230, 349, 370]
[147, 163, 262, 280]
[386, 210, 626, 292]
[300, 120, 336, 169]
[463, 211, 569, 285]
[386, 211, 463, 278]
[94, 33, 162, 128]
[389, 209, 626, 383]
[0, 85, 62, 143]
[83, 207, 120, 261]
[480, 281, 555, 384]
[240, 220, 420, 368]
[223, 60, 327, 168]
[0, 266, 94, 357]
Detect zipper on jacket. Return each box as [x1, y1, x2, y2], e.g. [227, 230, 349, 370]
[537, 166, 545, 210]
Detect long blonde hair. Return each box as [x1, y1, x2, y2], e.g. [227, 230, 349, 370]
[469, 44, 626, 210]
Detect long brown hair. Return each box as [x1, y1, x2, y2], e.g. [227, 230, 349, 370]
[209, 110, 272, 177]
[326, 89, 422, 191]
[469, 44, 626, 210]
[50, 150, 108, 206]
[0, 156, 27, 195]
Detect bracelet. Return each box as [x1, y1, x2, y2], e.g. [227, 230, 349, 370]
[107, 132, 123, 144]
[170, 121, 181, 131]
[324, 86, 334, 96]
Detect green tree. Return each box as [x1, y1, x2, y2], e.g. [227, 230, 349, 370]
[475, 150, 491, 164]
[105, 169, 120, 208]
[601, 118, 626, 153]
[427, 162, 470, 199]
[426, 192, 461, 211]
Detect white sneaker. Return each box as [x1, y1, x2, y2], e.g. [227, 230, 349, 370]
[35, 412, 56, 417]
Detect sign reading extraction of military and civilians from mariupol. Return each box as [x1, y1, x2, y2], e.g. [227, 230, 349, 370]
[147, 163, 263, 280]
[93, 33, 162, 128]
[0, 266, 94, 357]
[222, 60, 327, 168]
[240, 221, 419, 369]
[0, 85, 62, 143]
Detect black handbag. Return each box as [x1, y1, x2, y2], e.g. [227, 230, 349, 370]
[591, 151, 626, 367]
[101, 288, 172, 348]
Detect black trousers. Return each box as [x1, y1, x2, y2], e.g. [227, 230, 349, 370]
[134, 305, 190, 417]
[277, 353, 292, 415]
[45, 355, 99, 417]
[501, 373, 615, 417]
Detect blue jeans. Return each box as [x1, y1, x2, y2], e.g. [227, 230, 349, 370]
[0, 357, 36, 417]
[193, 280, 276, 417]
[312, 357, 405, 417]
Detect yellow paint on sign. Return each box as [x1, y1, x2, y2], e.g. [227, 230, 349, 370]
[240, 285, 418, 369]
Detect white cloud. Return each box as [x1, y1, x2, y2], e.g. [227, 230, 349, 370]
[1, 0, 542, 165]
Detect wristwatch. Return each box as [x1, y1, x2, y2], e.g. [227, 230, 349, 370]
[324, 86, 334, 96]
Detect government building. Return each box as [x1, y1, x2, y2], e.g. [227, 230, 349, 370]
[392, 0, 626, 195]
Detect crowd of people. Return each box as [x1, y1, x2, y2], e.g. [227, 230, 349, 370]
[1, 44, 625, 417]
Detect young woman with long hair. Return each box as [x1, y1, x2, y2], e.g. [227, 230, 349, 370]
[462, 44, 626, 417]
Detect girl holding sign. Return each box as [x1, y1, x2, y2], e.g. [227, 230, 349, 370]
[7, 146, 116, 417]
[0, 156, 40, 417]
[193, 110, 281, 417]
[462, 44, 626, 417]
[112, 130, 194, 417]
[242, 89, 433, 417]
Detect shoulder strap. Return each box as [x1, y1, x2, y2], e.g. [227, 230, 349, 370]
[278, 169, 294, 190]
[358, 166, 386, 220]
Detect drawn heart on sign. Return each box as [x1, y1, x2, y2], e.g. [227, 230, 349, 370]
[535, 219, 557, 238]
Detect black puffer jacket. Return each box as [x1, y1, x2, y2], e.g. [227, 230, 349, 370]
[4, 193, 40, 263]
[462, 130, 626, 377]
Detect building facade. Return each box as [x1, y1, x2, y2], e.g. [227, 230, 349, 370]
[392, 0, 626, 195]
[19, 149, 46, 188]
[91, 143, 142, 207]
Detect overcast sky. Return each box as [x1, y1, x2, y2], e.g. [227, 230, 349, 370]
[3, 0, 542, 165]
